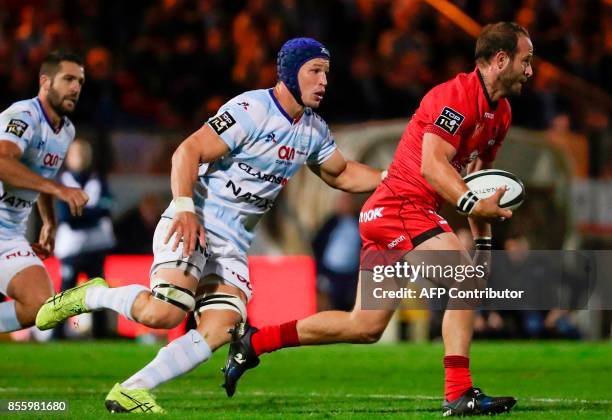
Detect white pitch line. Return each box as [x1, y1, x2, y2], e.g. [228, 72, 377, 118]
[1, 388, 610, 405]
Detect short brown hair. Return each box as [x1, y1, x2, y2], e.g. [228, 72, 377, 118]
[39, 51, 83, 78]
[475, 22, 529, 64]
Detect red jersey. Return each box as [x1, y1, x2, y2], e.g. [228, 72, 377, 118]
[384, 68, 512, 209]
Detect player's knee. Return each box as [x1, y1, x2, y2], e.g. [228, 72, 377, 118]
[137, 277, 196, 328]
[350, 313, 386, 343]
[358, 324, 385, 343]
[137, 303, 185, 329]
[194, 293, 247, 350]
[198, 319, 236, 348]
[32, 289, 52, 308]
[19, 288, 52, 319]
[16, 296, 49, 327]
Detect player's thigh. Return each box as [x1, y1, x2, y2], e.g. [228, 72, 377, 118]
[6, 265, 53, 306]
[410, 231, 481, 308]
[0, 237, 51, 303]
[147, 217, 208, 324]
[412, 231, 467, 253]
[194, 280, 246, 351]
[409, 231, 472, 269]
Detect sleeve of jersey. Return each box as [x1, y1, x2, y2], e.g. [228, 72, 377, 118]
[307, 124, 337, 165]
[206, 100, 256, 151]
[0, 111, 35, 153]
[423, 95, 471, 150]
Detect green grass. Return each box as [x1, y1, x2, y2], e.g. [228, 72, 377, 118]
[0, 341, 611, 418]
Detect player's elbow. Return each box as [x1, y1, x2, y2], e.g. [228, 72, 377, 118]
[171, 143, 187, 168]
[328, 174, 348, 192]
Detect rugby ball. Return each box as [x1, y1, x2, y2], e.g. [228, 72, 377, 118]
[463, 169, 525, 210]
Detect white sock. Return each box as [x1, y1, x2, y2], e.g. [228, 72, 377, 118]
[85, 285, 149, 321]
[122, 330, 212, 390]
[0, 300, 21, 332]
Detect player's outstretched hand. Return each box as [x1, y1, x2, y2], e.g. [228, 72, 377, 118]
[471, 187, 512, 222]
[55, 185, 89, 216]
[31, 243, 52, 260]
[33, 223, 56, 259]
[164, 211, 206, 258]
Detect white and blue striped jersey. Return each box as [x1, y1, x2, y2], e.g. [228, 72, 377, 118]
[0, 98, 75, 241]
[163, 88, 337, 253]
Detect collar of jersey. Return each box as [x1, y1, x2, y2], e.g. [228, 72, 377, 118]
[36, 97, 65, 134]
[475, 69, 498, 111]
[268, 88, 303, 125]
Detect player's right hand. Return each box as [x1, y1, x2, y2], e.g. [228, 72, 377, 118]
[471, 187, 512, 222]
[164, 211, 206, 258]
[31, 243, 52, 260]
[55, 185, 89, 216]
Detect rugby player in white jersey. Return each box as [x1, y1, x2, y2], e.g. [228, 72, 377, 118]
[0, 51, 88, 334]
[36, 38, 384, 413]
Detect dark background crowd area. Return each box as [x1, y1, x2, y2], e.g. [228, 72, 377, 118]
[0, 0, 610, 133]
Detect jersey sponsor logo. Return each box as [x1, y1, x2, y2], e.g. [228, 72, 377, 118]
[225, 179, 274, 210]
[487, 139, 496, 146]
[359, 207, 384, 223]
[388, 235, 406, 249]
[276, 145, 307, 165]
[237, 101, 250, 110]
[484, 112, 494, 119]
[5, 118, 28, 138]
[277, 145, 295, 161]
[43, 152, 64, 168]
[208, 111, 236, 135]
[238, 162, 288, 185]
[435, 107, 465, 135]
[4, 249, 36, 259]
[468, 150, 479, 161]
[0, 192, 33, 208]
[265, 133, 277, 143]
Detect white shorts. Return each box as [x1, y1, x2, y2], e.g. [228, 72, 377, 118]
[0, 237, 44, 295]
[150, 217, 252, 300]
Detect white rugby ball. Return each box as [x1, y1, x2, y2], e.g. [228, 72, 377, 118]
[463, 169, 525, 210]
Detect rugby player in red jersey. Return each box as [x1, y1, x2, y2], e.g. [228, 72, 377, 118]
[224, 22, 533, 416]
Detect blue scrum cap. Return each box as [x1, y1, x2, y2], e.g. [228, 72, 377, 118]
[277, 37, 330, 105]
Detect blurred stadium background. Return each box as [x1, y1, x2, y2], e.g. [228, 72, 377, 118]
[0, 0, 611, 417]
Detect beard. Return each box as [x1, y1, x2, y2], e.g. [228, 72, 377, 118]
[499, 68, 526, 97]
[47, 84, 78, 116]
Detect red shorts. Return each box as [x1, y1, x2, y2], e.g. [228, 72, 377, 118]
[359, 183, 452, 254]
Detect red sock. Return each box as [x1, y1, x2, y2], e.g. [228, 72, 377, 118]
[444, 355, 473, 402]
[252, 320, 300, 356]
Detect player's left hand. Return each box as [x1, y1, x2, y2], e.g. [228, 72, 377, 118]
[33, 223, 56, 259]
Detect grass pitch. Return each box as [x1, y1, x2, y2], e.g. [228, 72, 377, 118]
[1, 340, 611, 418]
